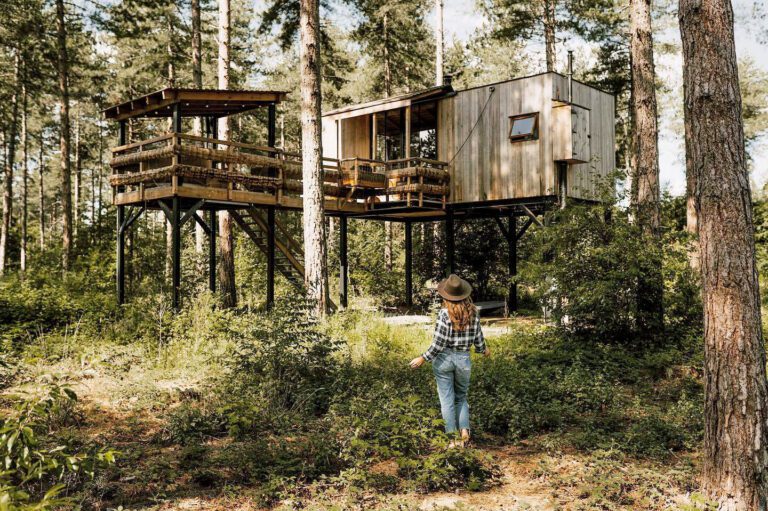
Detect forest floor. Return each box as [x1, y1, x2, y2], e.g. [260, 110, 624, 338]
[10, 322, 698, 510]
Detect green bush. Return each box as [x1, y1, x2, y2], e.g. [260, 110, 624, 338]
[0, 380, 116, 510]
[159, 404, 228, 445]
[398, 447, 502, 492]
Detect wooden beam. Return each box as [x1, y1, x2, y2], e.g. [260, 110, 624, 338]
[520, 205, 543, 227]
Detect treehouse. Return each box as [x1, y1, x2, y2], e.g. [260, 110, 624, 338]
[105, 71, 615, 312]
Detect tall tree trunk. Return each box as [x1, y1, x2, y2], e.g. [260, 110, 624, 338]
[73, 112, 81, 238]
[38, 133, 45, 249]
[299, 0, 329, 316]
[192, 0, 205, 255]
[382, 13, 393, 271]
[543, 0, 556, 72]
[20, 81, 28, 273]
[680, 0, 768, 508]
[0, 55, 19, 276]
[435, 0, 444, 86]
[56, 0, 73, 270]
[217, 0, 237, 307]
[630, 0, 663, 333]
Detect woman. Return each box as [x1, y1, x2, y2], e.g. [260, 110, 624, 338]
[410, 274, 490, 446]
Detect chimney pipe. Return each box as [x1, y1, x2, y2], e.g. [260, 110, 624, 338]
[568, 50, 573, 103]
[443, 74, 453, 88]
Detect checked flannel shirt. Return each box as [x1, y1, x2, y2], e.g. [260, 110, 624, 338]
[422, 308, 486, 361]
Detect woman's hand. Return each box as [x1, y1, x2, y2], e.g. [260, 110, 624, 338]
[409, 356, 426, 369]
[483, 347, 491, 358]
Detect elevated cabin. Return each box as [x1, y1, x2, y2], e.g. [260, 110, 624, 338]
[105, 77, 616, 313]
[321, 72, 615, 211]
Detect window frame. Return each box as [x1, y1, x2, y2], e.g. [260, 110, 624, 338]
[508, 112, 539, 142]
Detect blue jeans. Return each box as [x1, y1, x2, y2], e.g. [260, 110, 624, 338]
[432, 349, 471, 434]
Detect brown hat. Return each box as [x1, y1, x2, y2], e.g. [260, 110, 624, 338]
[437, 274, 472, 301]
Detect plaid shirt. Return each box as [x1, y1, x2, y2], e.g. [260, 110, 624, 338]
[423, 308, 486, 361]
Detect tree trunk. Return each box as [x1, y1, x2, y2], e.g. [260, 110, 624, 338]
[0, 55, 19, 276]
[20, 81, 28, 273]
[435, 0, 444, 86]
[192, 0, 205, 255]
[73, 112, 81, 238]
[57, 0, 73, 270]
[680, 0, 768, 508]
[217, 0, 237, 308]
[630, 0, 663, 334]
[299, 0, 329, 316]
[382, 13, 393, 271]
[38, 133, 45, 249]
[543, 0, 556, 72]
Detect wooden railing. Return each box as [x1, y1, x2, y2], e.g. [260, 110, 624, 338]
[109, 132, 451, 209]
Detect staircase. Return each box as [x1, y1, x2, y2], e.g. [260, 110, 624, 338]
[232, 207, 306, 290]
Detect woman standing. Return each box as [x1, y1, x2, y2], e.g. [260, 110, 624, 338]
[410, 274, 490, 446]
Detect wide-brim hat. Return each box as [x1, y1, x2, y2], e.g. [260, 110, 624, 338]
[437, 274, 472, 301]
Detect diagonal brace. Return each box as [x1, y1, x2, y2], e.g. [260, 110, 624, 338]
[119, 205, 145, 235]
[517, 217, 535, 240]
[193, 212, 211, 236]
[520, 205, 543, 227]
[180, 200, 206, 226]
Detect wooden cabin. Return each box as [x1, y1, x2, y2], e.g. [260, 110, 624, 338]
[321, 72, 615, 209]
[104, 74, 616, 312]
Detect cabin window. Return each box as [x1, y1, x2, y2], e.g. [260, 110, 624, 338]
[509, 113, 539, 142]
[410, 101, 438, 160]
[374, 108, 405, 161]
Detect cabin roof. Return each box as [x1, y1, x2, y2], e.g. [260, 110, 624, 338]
[321, 72, 615, 120]
[103, 88, 288, 122]
[323, 84, 454, 117]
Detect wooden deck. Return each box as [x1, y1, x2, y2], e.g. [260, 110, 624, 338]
[109, 133, 451, 217]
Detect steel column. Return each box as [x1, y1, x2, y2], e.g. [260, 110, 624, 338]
[339, 215, 348, 309]
[508, 213, 518, 312]
[172, 197, 181, 310]
[117, 205, 125, 304]
[266, 207, 276, 309]
[209, 210, 217, 293]
[405, 221, 413, 307]
[267, 104, 277, 148]
[445, 210, 455, 276]
[172, 103, 183, 134]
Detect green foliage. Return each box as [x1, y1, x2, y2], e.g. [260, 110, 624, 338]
[520, 202, 702, 344]
[399, 447, 502, 492]
[0, 380, 116, 510]
[159, 404, 227, 446]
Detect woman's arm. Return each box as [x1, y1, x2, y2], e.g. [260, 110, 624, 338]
[410, 309, 449, 369]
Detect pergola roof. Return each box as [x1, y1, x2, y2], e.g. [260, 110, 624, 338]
[103, 88, 288, 122]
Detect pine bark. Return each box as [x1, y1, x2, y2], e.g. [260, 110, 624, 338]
[217, 0, 237, 307]
[435, 0, 444, 86]
[20, 82, 28, 273]
[630, 0, 663, 333]
[543, 0, 556, 72]
[299, 0, 329, 316]
[38, 134, 45, 249]
[192, 0, 205, 255]
[0, 55, 19, 276]
[680, 0, 768, 508]
[73, 113, 81, 237]
[56, 0, 73, 270]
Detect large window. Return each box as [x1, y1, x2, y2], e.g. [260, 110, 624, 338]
[509, 113, 539, 142]
[410, 101, 438, 160]
[374, 108, 405, 161]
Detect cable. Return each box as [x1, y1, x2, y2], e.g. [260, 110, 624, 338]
[448, 86, 496, 165]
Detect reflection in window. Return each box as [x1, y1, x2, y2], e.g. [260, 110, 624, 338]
[509, 113, 539, 141]
[410, 102, 437, 160]
[375, 109, 405, 161]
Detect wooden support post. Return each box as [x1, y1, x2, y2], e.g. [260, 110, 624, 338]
[339, 215, 348, 309]
[117, 205, 125, 305]
[172, 196, 181, 310]
[405, 220, 413, 308]
[445, 210, 455, 276]
[267, 104, 277, 148]
[508, 213, 518, 313]
[172, 103, 183, 134]
[209, 209, 216, 293]
[266, 206, 276, 309]
[118, 120, 127, 145]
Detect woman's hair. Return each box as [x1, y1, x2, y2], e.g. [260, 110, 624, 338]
[443, 297, 477, 331]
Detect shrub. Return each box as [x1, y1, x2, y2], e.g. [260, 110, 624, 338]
[159, 404, 228, 445]
[398, 447, 502, 492]
[0, 380, 116, 510]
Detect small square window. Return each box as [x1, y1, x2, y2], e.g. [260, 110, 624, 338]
[509, 113, 539, 142]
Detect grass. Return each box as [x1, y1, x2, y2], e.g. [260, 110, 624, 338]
[0, 295, 708, 510]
